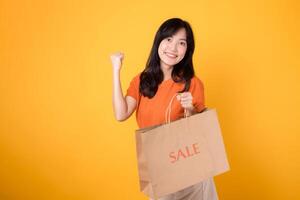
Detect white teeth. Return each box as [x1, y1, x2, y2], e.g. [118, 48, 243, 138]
[165, 52, 177, 58]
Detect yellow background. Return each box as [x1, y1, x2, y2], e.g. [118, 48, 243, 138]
[1, 0, 299, 199]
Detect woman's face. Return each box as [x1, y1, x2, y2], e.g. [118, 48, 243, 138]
[158, 28, 187, 70]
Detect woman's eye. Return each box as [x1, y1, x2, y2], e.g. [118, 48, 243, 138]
[180, 42, 186, 46]
[167, 38, 172, 42]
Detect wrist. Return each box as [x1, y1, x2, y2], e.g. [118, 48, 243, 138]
[185, 105, 196, 116]
[113, 68, 121, 74]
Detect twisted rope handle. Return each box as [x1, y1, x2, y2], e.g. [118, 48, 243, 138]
[164, 93, 188, 124]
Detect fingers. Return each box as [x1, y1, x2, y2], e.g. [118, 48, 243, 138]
[176, 92, 193, 101]
[110, 52, 124, 60]
[111, 51, 123, 56]
[110, 52, 124, 70]
[176, 92, 194, 110]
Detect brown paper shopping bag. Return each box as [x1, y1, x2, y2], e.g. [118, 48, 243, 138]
[135, 95, 230, 199]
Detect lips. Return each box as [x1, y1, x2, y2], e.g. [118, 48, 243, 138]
[164, 52, 177, 58]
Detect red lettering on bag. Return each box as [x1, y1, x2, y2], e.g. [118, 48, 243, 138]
[169, 152, 177, 163]
[169, 143, 200, 163]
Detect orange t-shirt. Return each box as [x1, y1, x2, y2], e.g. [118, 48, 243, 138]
[126, 73, 205, 129]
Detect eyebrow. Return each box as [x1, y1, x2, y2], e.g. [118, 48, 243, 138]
[168, 36, 187, 41]
[175, 38, 186, 41]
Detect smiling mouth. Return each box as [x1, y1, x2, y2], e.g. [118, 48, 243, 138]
[164, 52, 178, 58]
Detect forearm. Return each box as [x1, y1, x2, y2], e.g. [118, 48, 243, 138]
[112, 69, 128, 121]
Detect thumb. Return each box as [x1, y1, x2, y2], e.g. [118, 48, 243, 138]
[176, 93, 182, 101]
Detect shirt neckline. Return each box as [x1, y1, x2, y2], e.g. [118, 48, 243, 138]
[162, 78, 173, 83]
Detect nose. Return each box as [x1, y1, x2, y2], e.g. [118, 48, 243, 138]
[168, 41, 177, 52]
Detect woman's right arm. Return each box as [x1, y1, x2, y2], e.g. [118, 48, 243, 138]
[111, 52, 137, 121]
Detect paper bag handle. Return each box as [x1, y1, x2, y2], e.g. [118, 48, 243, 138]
[164, 93, 188, 124]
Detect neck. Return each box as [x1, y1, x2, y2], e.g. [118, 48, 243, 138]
[160, 62, 173, 81]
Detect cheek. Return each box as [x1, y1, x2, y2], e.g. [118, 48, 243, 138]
[178, 47, 187, 57]
[159, 42, 167, 51]
[158, 44, 163, 54]
[158, 46, 164, 58]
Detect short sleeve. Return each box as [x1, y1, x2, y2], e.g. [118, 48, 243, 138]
[126, 73, 141, 101]
[189, 76, 205, 112]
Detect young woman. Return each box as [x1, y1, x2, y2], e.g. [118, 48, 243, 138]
[111, 18, 218, 200]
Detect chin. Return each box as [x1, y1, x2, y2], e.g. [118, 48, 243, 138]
[168, 61, 180, 66]
[164, 59, 180, 66]
[163, 63, 176, 68]
[160, 57, 182, 68]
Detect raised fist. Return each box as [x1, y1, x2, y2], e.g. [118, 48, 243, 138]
[110, 52, 124, 71]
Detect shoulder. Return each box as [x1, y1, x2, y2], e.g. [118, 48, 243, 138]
[130, 72, 141, 85]
[190, 75, 204, 88]
[126, 72, 142, 100]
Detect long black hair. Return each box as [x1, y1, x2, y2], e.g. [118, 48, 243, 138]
[140, 18, 195, 98]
